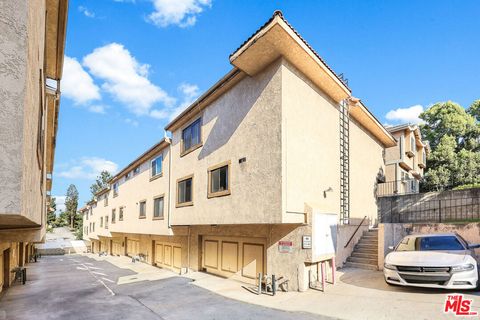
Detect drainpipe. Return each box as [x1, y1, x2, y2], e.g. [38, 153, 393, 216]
[166, 134, 172, 229]
[187, 226, 191, 273]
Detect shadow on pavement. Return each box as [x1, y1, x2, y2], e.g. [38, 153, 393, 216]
[339, 267, 479, 295]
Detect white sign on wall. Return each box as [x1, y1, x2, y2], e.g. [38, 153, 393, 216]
[302, 235, 312, 249]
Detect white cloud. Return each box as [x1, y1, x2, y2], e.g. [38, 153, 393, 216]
[53, 195, 66, 213]
[169, 83, 200, 120]
[149, 82, 200, 121]
[62, 56, 101, 105]
[87, 105, 108, 114]
[125, 118, 139, 127]
[385, 104, 424, 124]
[147, 0, 212, 28]
[78, 6, 95, 18]
[56, 157, 118, 180]
[83, 43, 175, 116]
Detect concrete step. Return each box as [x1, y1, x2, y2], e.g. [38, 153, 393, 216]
[362, 234, 378, 240]
[351, 251, 377, 259]
[344, 262, 378, 271]
[355, 248, 378, 255]
[358, 238, 378, 244]
[347, 256, 377, 265]
[355, 243, 377, 250]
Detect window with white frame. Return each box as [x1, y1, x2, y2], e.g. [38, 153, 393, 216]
[113, 182, 119, 197]
[151, 155, 163, 178]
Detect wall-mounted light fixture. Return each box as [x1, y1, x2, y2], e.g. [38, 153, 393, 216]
[323, 187, 333, 198]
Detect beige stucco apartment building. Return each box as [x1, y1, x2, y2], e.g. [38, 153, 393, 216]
[380, 124, 430, 196]
[83, 11, 401, 291]
[0, 0, 68, 292]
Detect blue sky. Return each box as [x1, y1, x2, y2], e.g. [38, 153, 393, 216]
[53, 0, 480, 210]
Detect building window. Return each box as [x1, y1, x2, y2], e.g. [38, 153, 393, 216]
[153, 196, 164, 219]
[208, 162, 231, 198]
[104, 195, 108, 207]
[113, 182, 119, 197]
[100, 217, 103, 227]
[93, 222, 95, 232]
[90, 208, 93, 217]
[411, 136, 415, 153]
[112, 209, 116, 224]
[139, 200, 146, 218]
[151, 155, 163, 178]
[119, 207, 124, 221]
[177, 175, 193, 207]
[86, 211, 88, 220]
[133, 166, 140, 176]
[125, 172, 131, 180]
[105, 216, 109, 229]
[181, 118, 202, 155]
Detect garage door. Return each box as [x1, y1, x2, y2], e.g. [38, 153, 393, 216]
[154, 241, 182, 271]
[111, 241, 123, 256]
[202, 236, 265, 284]
[126, 239, 140, 256]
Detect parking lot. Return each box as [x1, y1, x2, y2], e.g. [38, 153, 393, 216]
[0, 255, 324, 320]
[0, 254, 478, 320]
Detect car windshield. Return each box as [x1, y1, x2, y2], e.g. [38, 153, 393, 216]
[396, 236, 465, 251]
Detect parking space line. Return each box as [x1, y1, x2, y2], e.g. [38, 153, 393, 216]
[101, 277, 115, 283]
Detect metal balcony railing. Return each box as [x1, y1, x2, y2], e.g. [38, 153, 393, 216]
[376, 179, 419, 197]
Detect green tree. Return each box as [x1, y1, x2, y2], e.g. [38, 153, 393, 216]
[90, 170, 112, 199]
[420, 100, 480, 191]
[422, 135, 457, 191]
[47, 197, 57, 227]
[65, 184, 79, 229]
[74, 211, 84, 240]
[419, 101, 477, 151]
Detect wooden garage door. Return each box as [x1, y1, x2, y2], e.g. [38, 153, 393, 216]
[155, 244, 163, 265]
[154, 242, 182, 271]
[242, 243, 264, 279]
[112, 241, 122, 255]
[127, 239, 140, 256]
[202, 237, 265, 283]
[204, 240, 218, 269]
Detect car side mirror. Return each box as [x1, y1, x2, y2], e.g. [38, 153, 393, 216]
[468, 244, 480, 249]
[388, 246, 394, 250]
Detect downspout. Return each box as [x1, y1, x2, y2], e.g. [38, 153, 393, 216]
[167, 134, 172, 229]
[187, 226, 191, 274]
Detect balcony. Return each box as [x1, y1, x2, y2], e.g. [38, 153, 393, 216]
[376, 179, 419, 197]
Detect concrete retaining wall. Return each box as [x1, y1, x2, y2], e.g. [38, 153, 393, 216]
[378, 188, 480, 223]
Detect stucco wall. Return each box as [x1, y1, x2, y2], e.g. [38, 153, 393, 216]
[170, 60, 283, 225]
[0, 0, 46, 230]
[0, 0, 28, 216]
[108, 147, 171, 236]
[281, 60, 340, 221]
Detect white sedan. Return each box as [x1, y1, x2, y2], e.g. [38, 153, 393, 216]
[384, 233, 479, 289]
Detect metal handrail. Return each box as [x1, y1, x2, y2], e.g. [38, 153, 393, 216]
[344, 215, 367, 248]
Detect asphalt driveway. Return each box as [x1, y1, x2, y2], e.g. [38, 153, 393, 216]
[0, 255, 326, 320]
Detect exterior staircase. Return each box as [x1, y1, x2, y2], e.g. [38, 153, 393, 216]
[344, 229, 378, 270]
